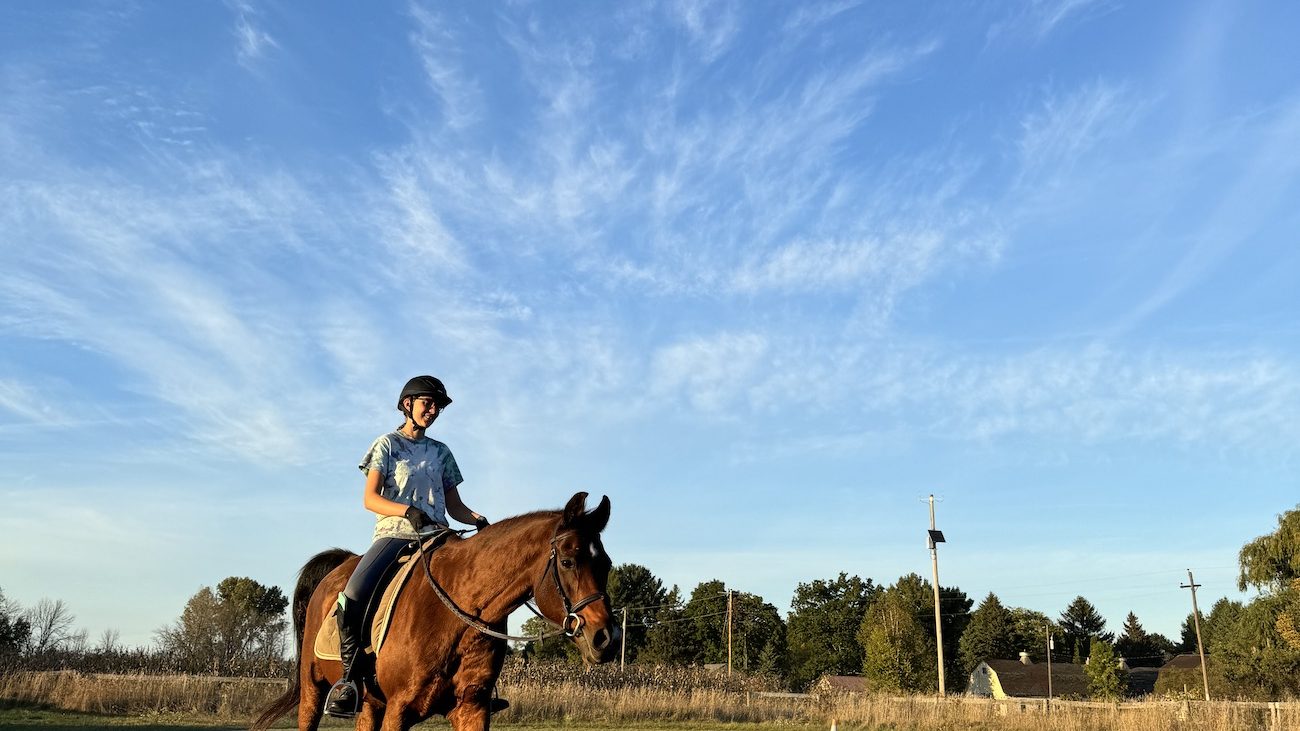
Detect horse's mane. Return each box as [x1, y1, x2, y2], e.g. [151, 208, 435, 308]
[496, 508, 562, 525]
[437, 509, 560, 555]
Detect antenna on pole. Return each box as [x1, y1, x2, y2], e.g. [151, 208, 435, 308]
[1046, 623, 1054, 712]
[925, 494, 947, 696]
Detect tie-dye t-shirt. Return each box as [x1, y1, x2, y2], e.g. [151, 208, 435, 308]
[358, 431, 464, 540]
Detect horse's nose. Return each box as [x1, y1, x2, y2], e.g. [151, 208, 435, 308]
[591, 626, 613, 652]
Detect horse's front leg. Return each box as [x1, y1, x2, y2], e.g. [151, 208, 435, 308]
[447, 685, 491, 731]
[447, 634, 504, 731]
[354, 699, 381, 731]
[378, 701, 414, 731]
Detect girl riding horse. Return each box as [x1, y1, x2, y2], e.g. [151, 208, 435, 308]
[252, 492, 619, 731]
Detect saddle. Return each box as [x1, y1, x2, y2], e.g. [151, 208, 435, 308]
[314, 530, 454, 661]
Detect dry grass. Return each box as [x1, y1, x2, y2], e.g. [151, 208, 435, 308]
[0, 671, 286, 719]
[2, 668, 1297, 730]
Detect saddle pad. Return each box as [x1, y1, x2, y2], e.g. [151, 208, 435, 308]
[313, 539, 433, 661]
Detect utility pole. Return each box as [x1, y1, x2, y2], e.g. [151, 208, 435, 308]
[620, 607, 627, 671]
[927, 495, 946, 696]
[727, 589, 734, 676]
[1045, 624, 1054, 709]
[1181, 570, 1211, 702]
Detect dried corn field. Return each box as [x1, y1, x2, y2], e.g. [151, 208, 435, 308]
[2, 664, 1298, 730]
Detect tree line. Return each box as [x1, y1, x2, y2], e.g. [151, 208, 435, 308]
[520, 503, 1300, 699]
[0, 576, 289, 677]
[3, 503, 1297, 699]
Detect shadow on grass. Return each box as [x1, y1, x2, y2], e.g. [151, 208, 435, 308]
[0, 700, 248, 730]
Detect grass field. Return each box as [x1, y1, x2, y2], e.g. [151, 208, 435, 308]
[0, 707, 827, 731]
[5, 669, 1298, 731]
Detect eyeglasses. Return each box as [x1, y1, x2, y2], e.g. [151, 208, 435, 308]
[412, 396, 439, 409]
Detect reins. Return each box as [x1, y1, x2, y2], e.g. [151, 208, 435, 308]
[415, 525, 605, 643]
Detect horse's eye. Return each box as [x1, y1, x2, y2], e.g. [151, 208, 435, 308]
[560, 559, 575, 570]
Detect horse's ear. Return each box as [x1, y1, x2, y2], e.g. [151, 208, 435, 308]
[586, 495, 611, 533]
[562, 491, 590, 527]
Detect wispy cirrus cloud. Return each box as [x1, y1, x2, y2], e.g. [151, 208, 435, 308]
[651, 332, 769, 413]
[0, 380, 59, 427]
[408, 3, 484, 131]
[1015, 80, 1140, 183]
[668, 0, 741, 63]
[226, 0, 278, 68]
[1117, 94, 1300, 330]
[987, 0, 1116, 45]
[664, 336, 1300, 454]
[0, 148, 365, 462]
[782, 0, 863, 36]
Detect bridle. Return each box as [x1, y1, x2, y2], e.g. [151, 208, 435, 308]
[418, 525, 607, 643]
[540, 529, 608, 638]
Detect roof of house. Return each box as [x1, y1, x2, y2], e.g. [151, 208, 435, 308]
[980, 659, 1090, 698]
[1160, 654, 1205, 671]
[817, 675, 868, 692]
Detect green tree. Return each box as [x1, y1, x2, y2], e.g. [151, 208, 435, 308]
[1235, 504, 1300, 693]
[731, 592, 786, 676]
[1113, 611, 1170, 668]
[786, 573, 879, 690]
[938, 585, 973, 691]
[958, 593, 1016, 676]
[1007, 607, 1056, 662]
[1237, 504, 1300, 593]
[683, 579, 730, 664]
[156, 577, 288, 676]
[1201, 597, 1245, 654]
[1085, 639, 1127, 700]
[859, 580, 933, 692]
[641, 586, 693, 665]
[1177, 613, 1200, 653]
[1058, 596, 1111, 662]
[0, 588, 31, 670]
[607, 563, 667, 663]
[1147, 632, 1177, 661]
[1201, 593, 1300, 699]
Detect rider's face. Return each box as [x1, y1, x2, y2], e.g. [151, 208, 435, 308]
[409, 396, 440, 426]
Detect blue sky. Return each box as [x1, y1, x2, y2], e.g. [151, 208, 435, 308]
[2, 1, 1298, 651]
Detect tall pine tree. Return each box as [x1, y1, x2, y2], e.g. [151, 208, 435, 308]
[1058, 596, 1111, 662]
[958, 593, 1016, 675]
[1114, 611, 1165, 667]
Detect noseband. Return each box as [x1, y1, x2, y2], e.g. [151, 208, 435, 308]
[542, 530, 608, 637]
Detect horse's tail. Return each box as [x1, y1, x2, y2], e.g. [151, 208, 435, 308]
[251, 548, 355, 731]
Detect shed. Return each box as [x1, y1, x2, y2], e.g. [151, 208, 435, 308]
[812, 675, 868, 695]
[968, 658, 1089, 699]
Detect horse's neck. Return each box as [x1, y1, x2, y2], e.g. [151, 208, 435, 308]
[429, 515, 555, 623]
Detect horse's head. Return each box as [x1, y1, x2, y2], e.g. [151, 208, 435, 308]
[536, 491, 619, 665]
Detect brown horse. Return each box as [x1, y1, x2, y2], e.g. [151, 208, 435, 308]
[252, 492, 617, 731]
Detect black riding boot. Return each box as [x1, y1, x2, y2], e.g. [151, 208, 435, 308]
[324, 598, 364, 718]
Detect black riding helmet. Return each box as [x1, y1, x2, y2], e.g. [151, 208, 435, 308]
[398, 375, 452, 413]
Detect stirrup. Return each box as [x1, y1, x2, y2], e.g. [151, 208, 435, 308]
[324, 679, 361, 719]
[490, 697, 510, 714]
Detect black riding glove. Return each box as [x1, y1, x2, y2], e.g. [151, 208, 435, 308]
[474, 516, 490, 531]
[404, 506, 434, 532]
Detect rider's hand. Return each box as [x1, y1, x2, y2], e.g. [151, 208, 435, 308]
[474, 516, 490, 531]
[404, 506, 434, 532]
